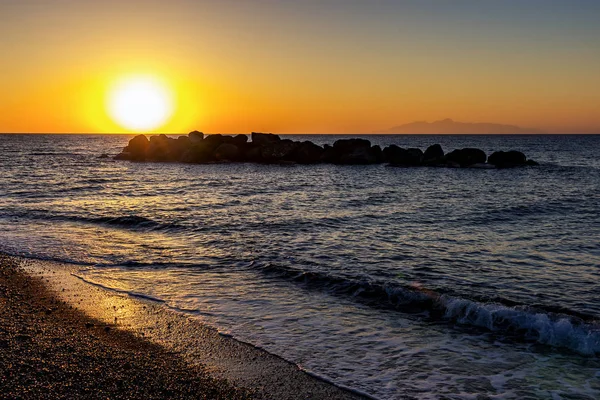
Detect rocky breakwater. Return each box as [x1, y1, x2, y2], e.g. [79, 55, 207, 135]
[114, 132, 539, 168]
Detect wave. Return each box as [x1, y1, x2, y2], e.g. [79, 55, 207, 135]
[87, 215, 162, 228]
[10, 247, 598, 356]
[71, 274, 166, 304]
[28, 151, 83, 156]
[253, 262, 600, 355]
[0, 210, 183, 232]
[467, 198, 596, 226]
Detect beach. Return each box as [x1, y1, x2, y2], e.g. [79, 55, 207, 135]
[0, 254, 365, 399]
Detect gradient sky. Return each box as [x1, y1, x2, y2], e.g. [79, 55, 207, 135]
[1, 0, 599, 133]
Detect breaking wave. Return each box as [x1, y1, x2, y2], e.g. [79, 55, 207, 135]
[254, 262, 600, 355]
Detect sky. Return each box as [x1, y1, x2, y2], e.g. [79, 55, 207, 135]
[0, 0, 599, 134]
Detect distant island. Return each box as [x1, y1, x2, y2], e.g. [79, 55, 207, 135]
[379, 119, 545, 134]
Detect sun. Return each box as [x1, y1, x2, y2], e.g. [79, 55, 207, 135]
[107, 76, 173, 132]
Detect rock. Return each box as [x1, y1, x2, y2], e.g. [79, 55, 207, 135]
[233, 134, 249, 145]
[382, 145, 405, 163]
[111, 131, 537, 170]
[214, 143, 241, 161]
[188, 131, 204, 143]
[180, 144, 215, 163]
[445, 148, 487, 167]
[525, 159, 539, 166]
[170, 136, 191, 159]
[488, 151, 527, 168]
[333, 138, 371, 152]
[331, 139, 376, 164]
[404, 148, 424, 166]
[252, 132, 281, 146]
[203, 134, 226, 151]
[126, 134, 150, 161]
[244, 145, 263, 163]
[98, 153, 109, 159]
[114, 152, 132, 160]
[320, 144, 339, 163]
[371, 145, 384, 163]
[423, 144, 444, 164]
[260, 139, 299, 162]
[338, 146, 382, 165]
[294, 141, 324, 164]
[147, 134, 175, 161]
[177, 136, 191, 145]
[387, 147, 424, 166]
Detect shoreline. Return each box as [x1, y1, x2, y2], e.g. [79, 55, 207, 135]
[1, 254, 367, 399]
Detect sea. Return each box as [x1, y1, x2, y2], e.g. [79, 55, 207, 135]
[0, 133, 599, 399]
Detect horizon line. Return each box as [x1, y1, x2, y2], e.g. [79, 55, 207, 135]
[1, 132, 600, 135]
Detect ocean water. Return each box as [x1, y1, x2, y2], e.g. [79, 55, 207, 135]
[0, 133, 599, 399]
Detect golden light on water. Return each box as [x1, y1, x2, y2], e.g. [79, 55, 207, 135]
[107, 76, 174, 132]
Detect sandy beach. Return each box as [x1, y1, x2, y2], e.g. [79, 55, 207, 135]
[0, 254, 366, 399]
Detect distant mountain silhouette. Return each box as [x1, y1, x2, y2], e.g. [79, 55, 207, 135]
[379, 119, 544, 134]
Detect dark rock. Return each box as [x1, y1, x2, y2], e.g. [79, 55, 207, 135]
[423, 144, 444, 164]
[382, 145, 405, 163]
[244, 145, 263, 163]
[170, 136, 191, 159]
[177, 136, 191, 145]
[180, 144, 215, 163]
[333, 138, 371, 152]
[233, 134, 249, 145]
[320, 144, 339, 163]
[252, 132, 281, 146]
[147, 134, 176, 161]
[525, 159, 539, 166]
[404, 148, 424, 166]
[202, 134, 226, 151]
[387, 147, 423, 166]
[371, 145, 384, 163]
[126, 134, 150, 161]
[294, 141, 324, 164]
[445, 148, 487, 167]
[114, 152, 132, 160]
[98, 153, 109, 159]
[111, 131, 536, 170]
[488, 151, 527, 168]
[188, 131, 204, 143]
[260, 139, 299, 162]
[214, 143, 241, 162]
[331, 139, 375, 164]
[338, 146, 382, 165]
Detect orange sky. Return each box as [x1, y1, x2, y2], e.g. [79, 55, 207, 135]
[1, 1, 599, 134]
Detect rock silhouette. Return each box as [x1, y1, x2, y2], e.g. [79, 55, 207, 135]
[445, 148, 487, 167]
[113, 132, 539, 168]
[488, 150, 537, 168]
[423, 144, 444, 165]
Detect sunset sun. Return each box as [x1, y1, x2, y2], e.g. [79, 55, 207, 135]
[107, 76, 173, 132]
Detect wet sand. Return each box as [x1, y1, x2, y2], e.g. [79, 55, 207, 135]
[0, 254, 366, 399]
